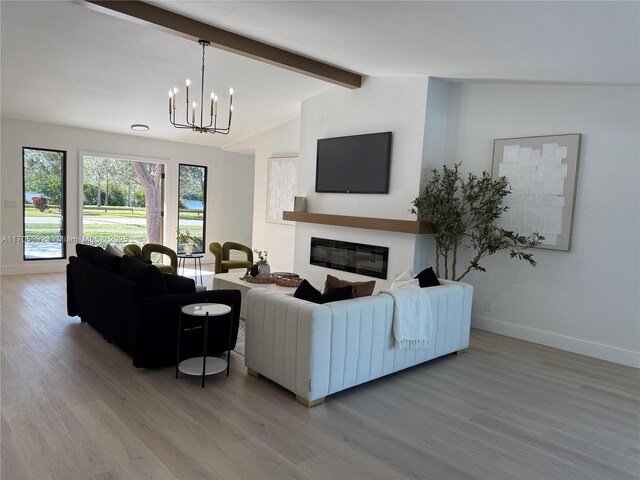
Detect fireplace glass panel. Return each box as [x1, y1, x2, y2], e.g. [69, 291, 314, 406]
[309, 237, 389, 279]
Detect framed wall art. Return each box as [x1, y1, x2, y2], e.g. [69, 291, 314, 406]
[491, 134, 581, 251]
[266, 156, 297, 225]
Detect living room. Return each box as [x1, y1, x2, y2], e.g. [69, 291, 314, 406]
[1, 1, 639, 479]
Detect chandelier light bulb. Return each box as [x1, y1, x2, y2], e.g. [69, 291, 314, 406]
[210, 91, 215, 100]
[168, 90, 173, 98]
[229, 87, 234, 95]
[173, 87, 178, 94]
[230, 105, 234, 111]
[186, 79, 191, 86]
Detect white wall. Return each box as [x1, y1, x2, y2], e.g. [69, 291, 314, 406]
[414, 77, 450, 272]
[0, 117, 254, 274]
[294, 76, 430, 290]
[228, 118, 300, 270]
[443, 82, 640, 367]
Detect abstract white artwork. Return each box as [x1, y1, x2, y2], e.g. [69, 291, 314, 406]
[266, 156, 297, 225]
[492, 134, 581, 251]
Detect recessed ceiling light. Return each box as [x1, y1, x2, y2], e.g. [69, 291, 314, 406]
[131, 124, 149, 131]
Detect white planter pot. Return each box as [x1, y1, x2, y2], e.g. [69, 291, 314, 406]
[258, 264, 271, 277]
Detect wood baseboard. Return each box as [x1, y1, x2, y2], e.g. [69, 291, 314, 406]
[296, 395, 325, 408]
[455, 348, 469, 355]
[247, 368, 261, 378]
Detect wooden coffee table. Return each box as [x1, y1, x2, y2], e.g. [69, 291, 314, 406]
[213, 271, 298, 319]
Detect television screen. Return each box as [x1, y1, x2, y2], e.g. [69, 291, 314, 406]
[315, 132, 392, 193]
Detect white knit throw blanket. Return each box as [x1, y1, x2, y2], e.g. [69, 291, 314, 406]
[381, 284, 433, 349]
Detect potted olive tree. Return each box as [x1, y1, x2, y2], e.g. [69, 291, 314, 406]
[411, 163, 543, 281]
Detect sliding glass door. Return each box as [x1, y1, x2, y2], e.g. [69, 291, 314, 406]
[81, 155, 164, 248]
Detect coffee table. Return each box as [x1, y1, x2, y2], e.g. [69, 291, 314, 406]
[213, 270, 298, 319]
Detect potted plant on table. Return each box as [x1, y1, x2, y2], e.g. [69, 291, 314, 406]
[176, 229, 195, 255]
[411, 163, 543, 281]
[253, 249, 270, 277]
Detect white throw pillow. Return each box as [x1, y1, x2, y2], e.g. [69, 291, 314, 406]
[105, 243, 124, 257]
[390, 269, 419, 289]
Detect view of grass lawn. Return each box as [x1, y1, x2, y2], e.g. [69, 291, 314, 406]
[25, 205, 204, 249]
[24, 156, 206, 257]
[82, 207, 203, 248]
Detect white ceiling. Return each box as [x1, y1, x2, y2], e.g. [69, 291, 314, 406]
[2, 1, 638, 149]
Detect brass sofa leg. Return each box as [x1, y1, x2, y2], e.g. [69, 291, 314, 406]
[296, 395, 325, 408]
[247, 368, 261, 378]
[455, 348, 469, 355]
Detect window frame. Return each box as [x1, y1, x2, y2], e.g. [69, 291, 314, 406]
[22, 146, 67, 261]
[178, 163, 208, 254]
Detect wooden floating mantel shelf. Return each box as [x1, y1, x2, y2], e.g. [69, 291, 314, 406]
[282, 211, 433, 234]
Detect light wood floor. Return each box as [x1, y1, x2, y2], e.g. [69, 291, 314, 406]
[1, 273, 639, 480]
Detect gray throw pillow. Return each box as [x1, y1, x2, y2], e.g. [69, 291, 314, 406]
[105, 243, 124, 257]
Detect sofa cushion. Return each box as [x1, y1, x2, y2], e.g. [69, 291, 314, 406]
[129, 253, 152, 265]
[324, 274, 375, 298]
[295, 280, 353, 304]
[415, 267, 440, 288]
[76, 243, 102, 263]
[164, 273, 196, 294]
[92, 249, 121, 273]
[120, 255, 167, 296]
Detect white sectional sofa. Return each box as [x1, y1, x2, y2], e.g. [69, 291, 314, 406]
[245, 280, 473, 407]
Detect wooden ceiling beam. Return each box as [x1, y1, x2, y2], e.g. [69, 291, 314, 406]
[79, 0, 362, 89]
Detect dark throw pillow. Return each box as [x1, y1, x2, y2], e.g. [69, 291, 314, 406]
[92, 249, 121, 273]
[294, 280, 323, 304]
[120, 255, 167, 296]
[415, 267, 440, 288]
[322, 285, 353, 303]
[75, 243, 102, 262]
[324, 274, 375, 298]
[295, 280, 353, 304]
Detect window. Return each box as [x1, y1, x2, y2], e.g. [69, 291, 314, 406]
[23, 147, 66, 260]
[177, 164, 207, 253]
[81, 154, 165, 249]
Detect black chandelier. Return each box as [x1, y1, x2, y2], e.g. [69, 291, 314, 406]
[168, 40, 234, 135]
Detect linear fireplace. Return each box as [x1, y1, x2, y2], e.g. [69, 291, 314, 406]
[309, 237, 389, 279]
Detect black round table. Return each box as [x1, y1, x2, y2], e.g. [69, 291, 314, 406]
[177, 253, 204, 285]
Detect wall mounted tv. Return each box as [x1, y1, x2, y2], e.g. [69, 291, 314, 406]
[315, 132, 392, 194]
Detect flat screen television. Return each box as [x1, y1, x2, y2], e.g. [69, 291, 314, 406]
[315, 132, 392, 193]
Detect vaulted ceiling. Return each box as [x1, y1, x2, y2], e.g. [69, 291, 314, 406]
[2, 1, 638, 149]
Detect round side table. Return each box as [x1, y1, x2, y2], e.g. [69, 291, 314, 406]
[176, 302, 232, 388]
[177, 253, 204, 285]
